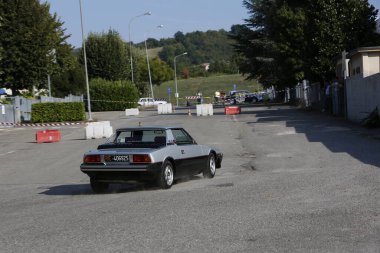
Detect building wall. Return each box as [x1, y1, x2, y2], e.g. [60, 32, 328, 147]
[346, 73, 380, 122]
[363, 52, 380, 77]
[349, 52, 380, 78]
[349, 54, 363, 77]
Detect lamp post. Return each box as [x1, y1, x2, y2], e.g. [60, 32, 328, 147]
[174, 52, 188, 107]
[145, 25, 163, 99]
[79, 0, 92, 121]
[128, 11, 151, 83]
[47, 49, 56, 97]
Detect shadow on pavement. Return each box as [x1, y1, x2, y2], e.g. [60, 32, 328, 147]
[38, 176, 201, 195]
[39, 182, 156, 195]
[246, 106, 380, 168]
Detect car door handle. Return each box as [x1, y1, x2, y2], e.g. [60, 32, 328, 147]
[181, 150, 185, 154]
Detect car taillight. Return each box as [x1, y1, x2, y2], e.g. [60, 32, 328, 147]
[132, 154, 151, 163]
[84, 155, 101, 163]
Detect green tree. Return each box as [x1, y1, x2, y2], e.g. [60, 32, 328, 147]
[83, 29, 130, 81]
[0, 0, 73, 95]
[150, 58, 173, 86]
[51, 55, 86, 97]
[232, 0, 379, 88]
[303, 0, 379, 81]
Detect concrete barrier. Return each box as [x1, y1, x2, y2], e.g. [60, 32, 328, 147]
[125, 108, 139, 116]
[85, 121, 113, 139]
[196, 104, 213, 116]
[158, 103, 173, 114]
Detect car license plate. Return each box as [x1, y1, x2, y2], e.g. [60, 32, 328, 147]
[105, 155, 129, 162]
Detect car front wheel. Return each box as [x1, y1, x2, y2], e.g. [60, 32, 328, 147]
[157, 160, 174, 189]
[90, 178, 109, 194]
[203, 153, 216, 178]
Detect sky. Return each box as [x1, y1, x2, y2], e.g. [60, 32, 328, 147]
[48, 0, 248, 48]
[48, 0, 380, 49]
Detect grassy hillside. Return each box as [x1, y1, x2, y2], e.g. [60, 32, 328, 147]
[147, 47, 163, 59]
[153, 74, 261, 105]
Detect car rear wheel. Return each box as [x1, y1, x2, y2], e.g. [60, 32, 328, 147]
[157, 160, 174, 189]
[203, 153, 216, 178]
[90, 178, 109, 194]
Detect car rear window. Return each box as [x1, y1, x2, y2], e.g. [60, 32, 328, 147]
[98, 130, 167, 149]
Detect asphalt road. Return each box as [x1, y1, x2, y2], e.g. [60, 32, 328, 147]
[0, 105, 379, 253]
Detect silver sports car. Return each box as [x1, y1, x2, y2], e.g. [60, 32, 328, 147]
[80, 126, 223, 193]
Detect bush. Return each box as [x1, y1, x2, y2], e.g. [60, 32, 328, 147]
[361, 107, 380, 128]
[32, 102, 86, 123]
[87, 79, 139, 111]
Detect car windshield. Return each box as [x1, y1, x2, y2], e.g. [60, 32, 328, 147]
[98, 129, 167, 149]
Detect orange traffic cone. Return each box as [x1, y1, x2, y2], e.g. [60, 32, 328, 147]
[188, 109, 192, 116]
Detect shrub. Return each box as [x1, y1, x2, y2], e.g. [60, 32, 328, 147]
[32, 102, 86, 123]
[87, 79, 139, 111]
[361, 107, 380, 128]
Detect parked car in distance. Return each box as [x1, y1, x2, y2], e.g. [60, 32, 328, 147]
[244, 93, 260, 103]
[138, 97, 167, 107]
[227, 90, 260, 104]
[80, 126, 223, 193]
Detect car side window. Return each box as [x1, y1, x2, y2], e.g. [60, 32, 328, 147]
[115, 131, 131, 143]
[171, 129, 194, 145]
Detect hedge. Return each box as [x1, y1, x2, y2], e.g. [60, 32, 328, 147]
[86, 78, 139, 111]
[32, 102, 86, 123]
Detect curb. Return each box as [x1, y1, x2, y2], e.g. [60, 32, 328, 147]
[0, 122, 86, 127]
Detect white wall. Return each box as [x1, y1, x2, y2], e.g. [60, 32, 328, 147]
[346, 73, 380, 122]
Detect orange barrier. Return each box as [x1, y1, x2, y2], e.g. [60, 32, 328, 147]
[225, 106, 241, 115]
[36, 130, 61, 143]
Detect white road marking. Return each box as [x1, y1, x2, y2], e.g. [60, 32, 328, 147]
[0, 150, 15, 156]
[266, 152, 293, 158]
[276, 130, 296, 135]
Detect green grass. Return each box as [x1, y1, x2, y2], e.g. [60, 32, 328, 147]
[147, 47, 163, 59]
[153, 74, 261, 105]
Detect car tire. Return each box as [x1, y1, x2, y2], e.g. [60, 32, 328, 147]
[90, 178, 109, 194]
[157, 160, 174, 189]
[203, 153, 216, 178]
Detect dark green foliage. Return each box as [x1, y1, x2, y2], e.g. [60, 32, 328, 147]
[88, 79, 139, 111]
[232, 0, 380, 88]
[51, 52, 86, 97]
[31, 102, 85, 123]
[82, 30, 130, 81]
[0, 0, 74, 95]
[135, 56, 173, 95]
[158, 30, 239, 76]
[361, 107, 380, 128]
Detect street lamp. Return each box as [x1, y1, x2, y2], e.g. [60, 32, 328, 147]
[145, 25, 163, 99]
[128, 11, 151, 83]
[174, 52, 188, 107]
[79, 0, 92, 121]
[47, 49, 56, 97]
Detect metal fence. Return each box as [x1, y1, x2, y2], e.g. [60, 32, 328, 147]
[0, 104, 15, 125]
[0, 94, 83, 125]
[284, 80, 345, 116]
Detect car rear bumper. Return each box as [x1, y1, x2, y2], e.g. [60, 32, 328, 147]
[80, 162, 163, 182]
